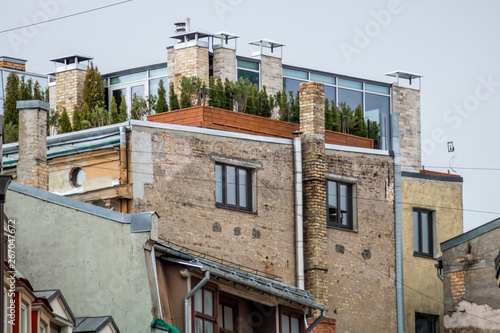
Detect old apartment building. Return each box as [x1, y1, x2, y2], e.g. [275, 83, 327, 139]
[2, 21, 464, 333]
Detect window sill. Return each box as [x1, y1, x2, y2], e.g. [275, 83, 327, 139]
[413, 252, 435, 260]
[216, 204, 257, 215]
[327, 225, 358, 233]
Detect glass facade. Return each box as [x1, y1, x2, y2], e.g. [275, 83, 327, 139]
[104, 65, 167, 116]
[0, 68, 49, 115]
[237, 59, 259, 87]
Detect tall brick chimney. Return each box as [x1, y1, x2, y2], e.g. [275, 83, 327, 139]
[249, 39, 284, 97]
[0, 56, 27, 71]
[50, 54, 92, 119]
[299, 81, 328, 317]
[212, 32, 238, 82]
[167, 19, 210, 94]
[17, 100, 49, 190]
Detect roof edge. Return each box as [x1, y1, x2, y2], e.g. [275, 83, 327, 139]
[441, 217, 500, 252]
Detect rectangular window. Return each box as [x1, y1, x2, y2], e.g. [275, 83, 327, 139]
[219, 297, 237, 333]
[193, 284, 218, 333]
[327, 180, 353, 229]
[415, 312, 439, 333]
[280, 307, 303, 333]
[413, 209, 434, 257]
[215, 163, 252, 211]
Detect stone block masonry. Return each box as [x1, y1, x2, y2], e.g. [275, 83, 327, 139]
[17, 100, 49, 191]
[299, 81, 328, 317]
[167, 45, 209, 96]
[260, 55, 283, 96]
[55, 68, 87, 119]
[213, 48, 237, 82]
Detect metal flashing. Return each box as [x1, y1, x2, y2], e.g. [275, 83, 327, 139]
[129, 119, 293, 145]
[325, 143, 391, 156]
[33, 289, 76, 324]
[8, 181, 154, 232]
[156, 242, 328, 311]
[74, 316, 119, 333]
[402, 171, 463, 183]
[16, 100, 50, 111]
[441, 217, 500, 252]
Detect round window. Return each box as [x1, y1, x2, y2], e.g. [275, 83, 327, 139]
[71, 168, 86, 187]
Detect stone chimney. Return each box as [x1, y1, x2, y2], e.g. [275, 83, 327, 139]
[167, 20, 210, 94]
[386, 71, 422, 172]
[212, 32, 238, 82]
[0, 56, 27, 71]
[249, 39, 284, 96]
[50, 54, 92, 119]
[299, 81, 328, 317]
[17, 100, 48, 190]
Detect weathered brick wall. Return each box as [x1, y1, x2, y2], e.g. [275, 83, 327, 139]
[299, 82, 328, 315]
[392, 86, 421, 171]
[132, 125, 298, 285]
[168, 46, 209, 96]
[307, 317, 336, 333]
[0, 61, 25, 71]
[17, 102, 48, 190]
[55, 69, 86, 119]
[325, 149, 396, 332]
[213, 48, 237, 82]
[260, 55, 283, 96]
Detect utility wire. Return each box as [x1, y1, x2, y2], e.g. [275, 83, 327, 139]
[0, 0, 133, 34]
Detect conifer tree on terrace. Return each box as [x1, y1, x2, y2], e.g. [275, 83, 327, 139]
[155, 79, 168, 113]
[83, 62, 105, 111]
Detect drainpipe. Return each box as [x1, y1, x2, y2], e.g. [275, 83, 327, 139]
[184, 270, 210, 333]
[391, 114, 405, 333]
[293, 134, 305, 290]
[151, 244, 163, 319]
[119, 126, 128, 213]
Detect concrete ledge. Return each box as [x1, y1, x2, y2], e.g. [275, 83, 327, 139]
[16, 100, 50, 111]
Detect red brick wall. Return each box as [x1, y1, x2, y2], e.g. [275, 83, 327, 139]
[307, 317, 336, 333]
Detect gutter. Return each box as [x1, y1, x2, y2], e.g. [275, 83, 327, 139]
[293, 135, 305, 289]
[391, 114, 405, 333]
[184, 270, 210, 333]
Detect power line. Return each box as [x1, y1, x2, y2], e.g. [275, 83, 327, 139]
[0, 0, 133, 34]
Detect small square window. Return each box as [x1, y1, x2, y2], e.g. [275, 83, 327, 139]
[413, 209, 434, 257]
[415, 312, 439, 333]
[327, 180, 353, 229]
[215, 163, 252, 212]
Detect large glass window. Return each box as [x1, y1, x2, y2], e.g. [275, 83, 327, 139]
[365, 93, 390, 125]
[131, 85, 145, 100]
[413, 209, 434, 257]
[110, 71, 147, 85]
[237, 60, 259, 87]
[149, 77, 168, 96]
[338, 88, 362, 111]
[283, 78, 306, 97]
[327, 180, 353, 229]
[215, 163, 252, 211]
[283, 68, 308, 80]
[238, 69, 259, 86]
[112, 88, 126, 109]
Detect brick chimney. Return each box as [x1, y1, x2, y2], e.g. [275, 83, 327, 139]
[299, 81, 328, 317]
[167, 19, 210, 95]
[50, 54, 92, 119]
[0, 56, 27, 71]
[17, 100, 48, 190]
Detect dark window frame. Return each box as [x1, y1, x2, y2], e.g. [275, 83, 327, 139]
[215, 163, 253, 212]
[413, 209, 434, 258]
[415, 312, 439, 333]
[192, 280, 219, 333]
[279, 306, 304, 333]
[327, 180, 353, 230]
[219, 295, 238, 333]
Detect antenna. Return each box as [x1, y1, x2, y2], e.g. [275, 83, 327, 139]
[448, 141, 457, 174]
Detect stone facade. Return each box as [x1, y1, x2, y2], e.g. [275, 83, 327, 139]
[392, 86, 421, 172]
[299, 82, 328, 316]
[402, 172, 463, 333]
[54, 68, 86, 118]
[213, 47, 237, 82]
[17, 100, 48, 191]
[167, 45, 209, 95]
[442, 221, 500, 332]
[260, 55, 283, 96]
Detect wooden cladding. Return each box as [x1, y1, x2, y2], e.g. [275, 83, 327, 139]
[147, 106, 374, 149]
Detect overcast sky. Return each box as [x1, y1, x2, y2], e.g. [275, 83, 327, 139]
[1, 0, 499, 231]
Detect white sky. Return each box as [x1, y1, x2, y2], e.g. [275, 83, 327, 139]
[1, 0, 499, 231]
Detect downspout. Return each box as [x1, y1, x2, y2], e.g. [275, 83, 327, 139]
[151, 244, 163, 319]
[293, 134, 305, 290]
[391, 114, 405, 333]
[184, 270, 210, 333]
[119, 126, 128, 213]
[305, 310, 326, 333]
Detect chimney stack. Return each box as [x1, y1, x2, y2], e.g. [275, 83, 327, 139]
[17, 100, 49, 190]
[299, 82, 328, 317]
[0, 56, 27, 72]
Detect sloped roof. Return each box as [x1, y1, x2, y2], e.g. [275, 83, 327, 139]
[74, 316, 119, 333]
[441, 217, 500, 252]
[156, 242, 328, 311]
